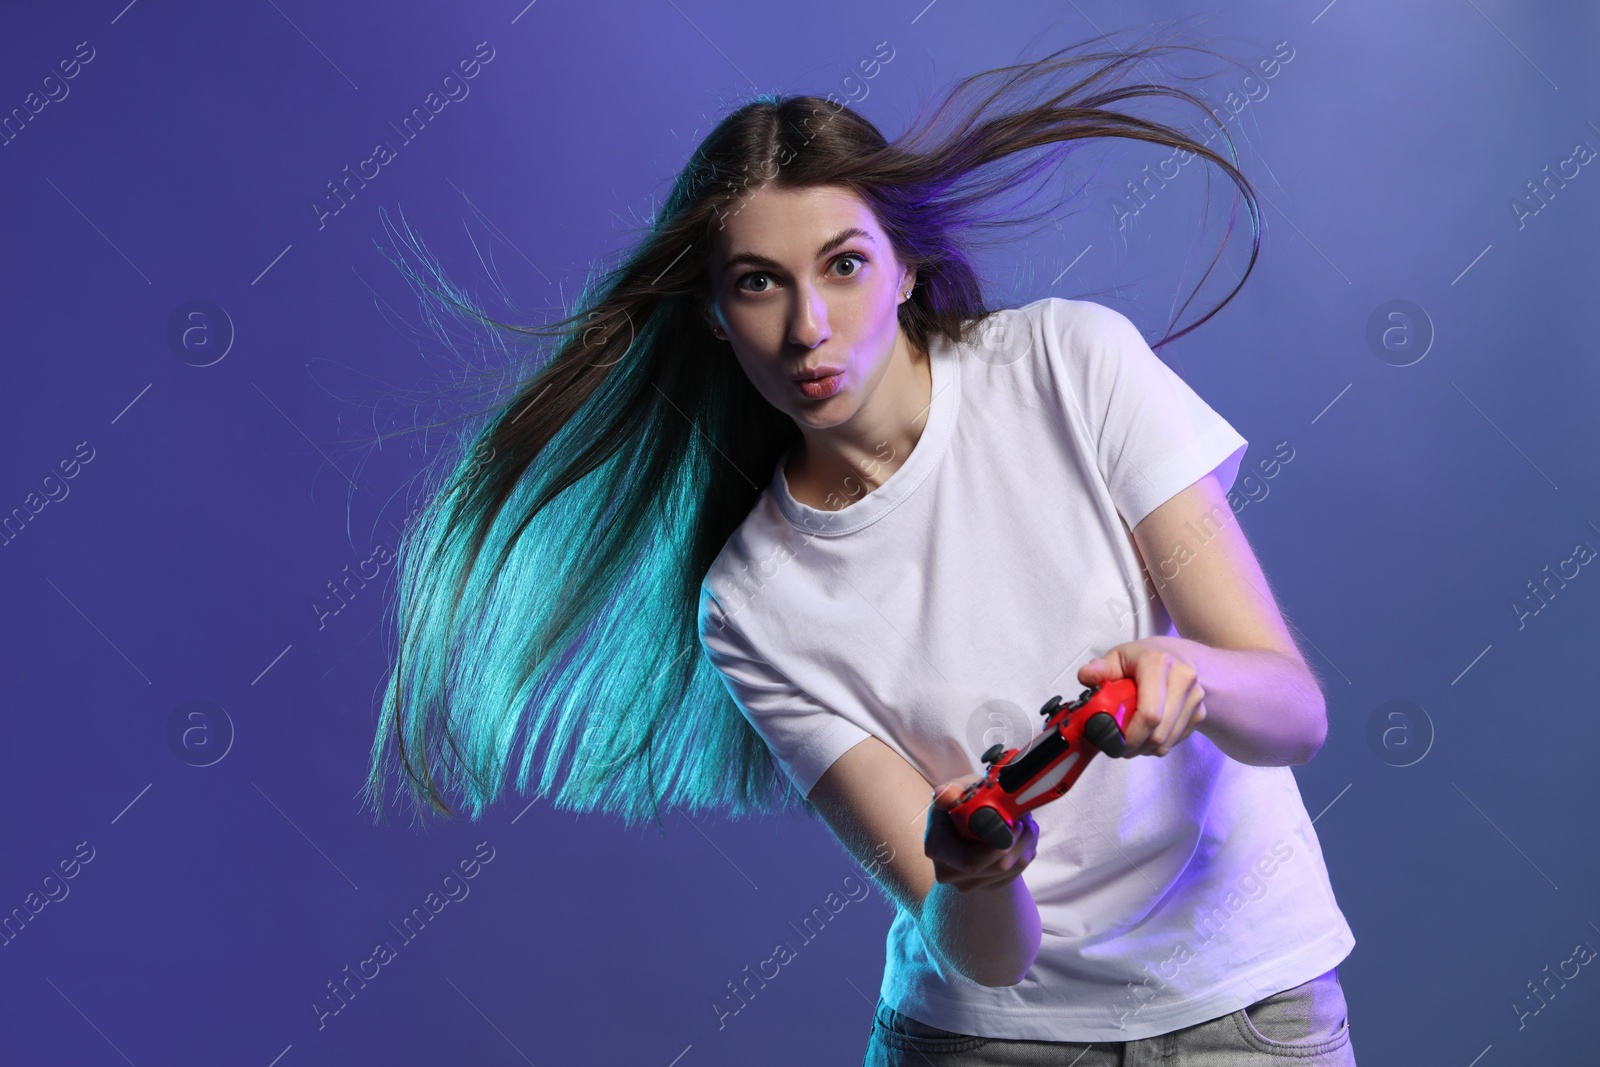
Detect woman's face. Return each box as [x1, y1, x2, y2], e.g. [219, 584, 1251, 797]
[703, 183, 917, 430]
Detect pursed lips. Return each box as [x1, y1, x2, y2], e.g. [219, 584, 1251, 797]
[792, 366, 845, 382]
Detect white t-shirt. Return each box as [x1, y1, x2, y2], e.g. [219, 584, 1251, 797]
[696, 296, 1355, 1042]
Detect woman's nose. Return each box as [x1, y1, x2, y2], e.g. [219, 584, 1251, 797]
[788, 288, 830, 348]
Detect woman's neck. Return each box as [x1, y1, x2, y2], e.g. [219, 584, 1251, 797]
[784, 337, 932, 512]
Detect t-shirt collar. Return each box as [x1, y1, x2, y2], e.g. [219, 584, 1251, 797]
[771, 330, 960, 536]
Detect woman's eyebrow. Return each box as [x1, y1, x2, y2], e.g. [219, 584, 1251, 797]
[722, 227, 873, 274]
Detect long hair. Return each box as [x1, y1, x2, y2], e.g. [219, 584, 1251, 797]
[362, 25, 1263, 833]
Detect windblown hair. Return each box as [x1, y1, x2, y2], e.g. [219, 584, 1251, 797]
[362, 26, 1262, 833]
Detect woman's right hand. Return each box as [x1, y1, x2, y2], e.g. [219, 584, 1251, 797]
[924, 774, 1039, 893]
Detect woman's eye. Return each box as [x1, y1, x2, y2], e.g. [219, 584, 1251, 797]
[737, 254, 865, 293]
[833, 253, 866, 277]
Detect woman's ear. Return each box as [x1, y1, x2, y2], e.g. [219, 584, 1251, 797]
[702, 299, 727, 339]
[900, 267, 918, 301]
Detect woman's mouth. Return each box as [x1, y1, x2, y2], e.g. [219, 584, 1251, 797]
[794, 369, 845, 400]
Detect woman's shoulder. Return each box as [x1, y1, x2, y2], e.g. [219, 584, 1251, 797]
[972, 296, 1152, 379]
[961, 296, 1123, 355]
[1016, 295, 1131, 336]
[697, 494, 792, 611]
[953, 295, 1098, 376]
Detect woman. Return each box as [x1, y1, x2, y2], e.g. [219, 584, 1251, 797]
[365, 29, 1357, 1066]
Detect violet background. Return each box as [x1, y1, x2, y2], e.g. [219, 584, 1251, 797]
[2, 2, 1598, 1064]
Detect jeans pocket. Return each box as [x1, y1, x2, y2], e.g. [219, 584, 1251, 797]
[1232, 968, 1352, 1057]
[873, 1000, 994, 1055]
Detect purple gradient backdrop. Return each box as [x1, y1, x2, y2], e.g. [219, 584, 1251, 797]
[2, 2, 1598, 1064]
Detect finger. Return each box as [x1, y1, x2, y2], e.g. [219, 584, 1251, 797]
[929, 774, 983, 813]
[1130, 656, 1164, 753]
[971, 834, 1038, 888]
[944, 852, 1025, 892]
[1155, 684, 1205, 756]
[1123, 653, 1171, 756]
[1123, 705, 1159, 758]
[987, 829, 1038, 885]
[930, 812, 1027, 879]
[1171, 690, 1207, 747]
[992, 817, 1037, 873]
[927, 826, 1002, 875]
[937, 861, 1001, 892]
[1149, 657, 1193, 747]
[924, 780, 985, 850]
[1078, 651, 1114, 687]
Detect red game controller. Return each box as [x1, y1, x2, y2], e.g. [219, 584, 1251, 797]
[946, 679, 1138, 850]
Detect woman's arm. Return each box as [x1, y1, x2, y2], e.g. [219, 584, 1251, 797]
[1089, 471, 1328, 767]
[805, 472, 1319, 984]
[807, 735, 1042, 986]
[1087, 637, 1326, 766]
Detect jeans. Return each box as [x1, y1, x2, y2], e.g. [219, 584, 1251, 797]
[863, 966, 1355, 1066]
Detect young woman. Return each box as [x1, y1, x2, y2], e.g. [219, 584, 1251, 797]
[365, 30, 1357, 1066]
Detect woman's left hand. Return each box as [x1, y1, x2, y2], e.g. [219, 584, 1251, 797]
[1076, 637, 1207, 758]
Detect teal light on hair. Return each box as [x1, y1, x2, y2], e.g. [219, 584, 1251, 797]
[360, 204, 806, 834]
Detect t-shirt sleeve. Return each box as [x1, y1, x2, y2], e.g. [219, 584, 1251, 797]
[1045, 297, 1249, 530]
[697, 589, 873, 797]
